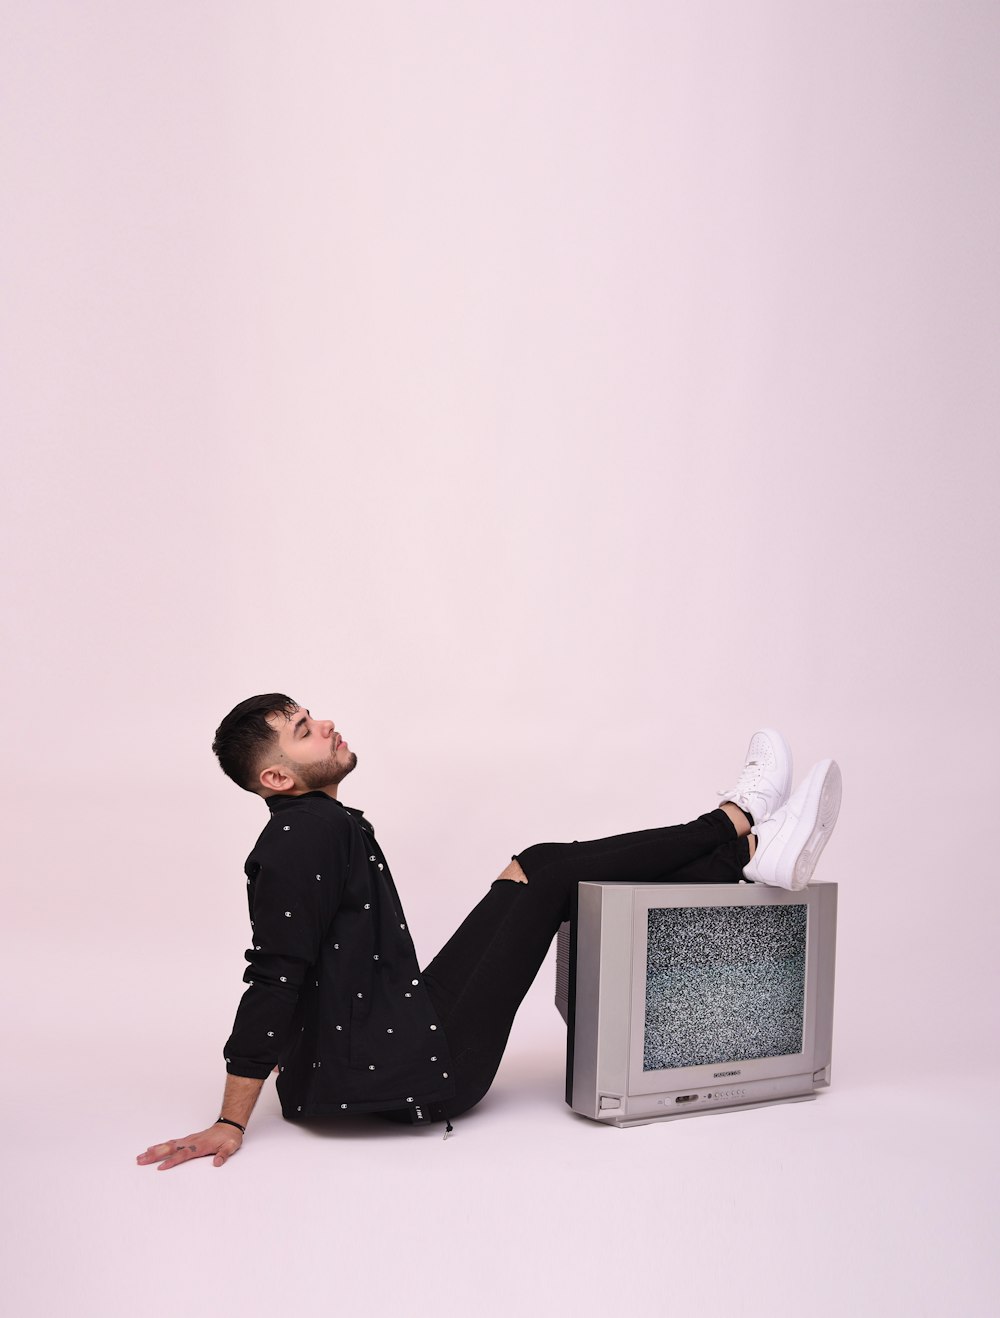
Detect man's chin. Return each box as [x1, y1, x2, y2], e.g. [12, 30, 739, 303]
[298, 752, 357, 791]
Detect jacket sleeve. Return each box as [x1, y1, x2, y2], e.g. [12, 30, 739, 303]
[224, 809, 349, 1079]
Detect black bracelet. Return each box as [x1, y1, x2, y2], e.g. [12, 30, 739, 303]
[215, 1116, 246, 1134]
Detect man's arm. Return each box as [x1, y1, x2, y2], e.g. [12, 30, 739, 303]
[136, 1074, 264, 1171]
[137, 808, 347, 1171]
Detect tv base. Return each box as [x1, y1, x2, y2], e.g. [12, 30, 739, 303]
[606, 1093, 816, 1129]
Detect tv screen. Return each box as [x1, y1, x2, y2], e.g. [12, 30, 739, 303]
[643, 904, 808, 1072]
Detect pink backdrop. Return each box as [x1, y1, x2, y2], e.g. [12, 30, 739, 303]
[3, 3, 998, 1315]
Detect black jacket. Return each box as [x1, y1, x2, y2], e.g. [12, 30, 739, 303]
[224, 792, 455, 1119]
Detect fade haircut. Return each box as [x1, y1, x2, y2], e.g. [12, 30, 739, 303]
[212, 693, 297, 794]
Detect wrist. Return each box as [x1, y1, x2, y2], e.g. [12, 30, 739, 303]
[215, 1116, 246, 1135]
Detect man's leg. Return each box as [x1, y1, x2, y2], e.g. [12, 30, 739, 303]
[419, 805, 752, 1118]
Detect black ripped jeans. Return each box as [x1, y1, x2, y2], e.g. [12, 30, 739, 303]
[380, 809, 749, 1124]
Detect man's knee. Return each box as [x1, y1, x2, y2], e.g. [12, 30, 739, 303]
[503, 841, 574, 882]
[496, 859, 528, 884]
[494, 850, 572, 888]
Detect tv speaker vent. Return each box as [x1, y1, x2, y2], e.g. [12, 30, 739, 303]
[555, 921, 571, 1024]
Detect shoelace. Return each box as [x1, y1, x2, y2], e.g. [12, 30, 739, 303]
[718, 757, 765, 803]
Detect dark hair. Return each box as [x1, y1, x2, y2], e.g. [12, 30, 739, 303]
[212, 693, 297, 793]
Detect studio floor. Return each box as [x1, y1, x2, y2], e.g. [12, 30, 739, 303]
[5, 955, 995, 1318]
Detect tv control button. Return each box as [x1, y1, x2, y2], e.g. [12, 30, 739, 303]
[598, 1095, 622, 1110]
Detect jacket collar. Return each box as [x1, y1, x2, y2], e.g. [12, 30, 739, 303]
[265, 791, 365, 819]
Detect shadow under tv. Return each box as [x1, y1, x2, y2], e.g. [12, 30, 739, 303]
[555, 881, 837, 1128]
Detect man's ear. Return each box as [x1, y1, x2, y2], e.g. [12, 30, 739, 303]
[259, 764, 297, 793]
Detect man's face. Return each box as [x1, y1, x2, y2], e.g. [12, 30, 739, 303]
[262, 703, 358, 794]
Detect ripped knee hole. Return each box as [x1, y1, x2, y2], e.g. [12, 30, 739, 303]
[497, 859, 528, 884]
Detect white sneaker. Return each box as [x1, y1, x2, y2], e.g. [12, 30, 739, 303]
[720, 729, 793, 825]
[743, 759, 842, 891]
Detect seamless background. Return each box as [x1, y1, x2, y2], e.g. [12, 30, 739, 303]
[2, 3, 998, 1316]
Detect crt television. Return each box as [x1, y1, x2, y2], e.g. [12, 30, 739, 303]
[555, 881, 838, 1128]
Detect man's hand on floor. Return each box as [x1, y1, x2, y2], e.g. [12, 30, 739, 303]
[136, 1124, 243, 1171]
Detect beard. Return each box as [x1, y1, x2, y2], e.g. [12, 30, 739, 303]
[293, 748, 358, 791]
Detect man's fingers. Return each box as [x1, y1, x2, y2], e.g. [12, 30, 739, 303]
[137, 1140, 180, 1164]
[138, 1139, 192, 1170]
[160, 1140, 208, 1169]
[156, 1141, 192, 1170]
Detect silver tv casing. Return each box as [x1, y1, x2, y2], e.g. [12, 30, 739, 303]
[555, 882, 838, 1128]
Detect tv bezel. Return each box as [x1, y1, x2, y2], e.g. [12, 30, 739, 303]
[630, 886, 818, 1093]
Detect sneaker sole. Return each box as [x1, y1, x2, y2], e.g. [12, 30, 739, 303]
[790, 760, 842, 891]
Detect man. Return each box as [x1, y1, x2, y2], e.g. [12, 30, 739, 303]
[137, 697, 841, 1170]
